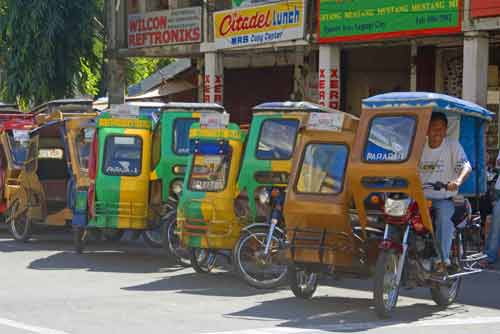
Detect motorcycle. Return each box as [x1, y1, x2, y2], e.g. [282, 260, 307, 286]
[373, 181, 485, 317]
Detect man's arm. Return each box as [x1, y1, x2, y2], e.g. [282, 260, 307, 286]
[447, 141, 472, 192]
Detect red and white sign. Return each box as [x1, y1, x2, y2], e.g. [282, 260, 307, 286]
[203, 74, 223, 104]
[128, 7, 202, 48]
[318, 67, 340, 110]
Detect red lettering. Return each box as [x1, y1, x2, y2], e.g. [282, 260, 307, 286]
[129, 20, 138, 33]
[319, 91, 325, 100]
[331, 69, 339, 78]
[330, 79, 339, 89]
[319, 79, 325, 90]
[330, 91, 339, 99]
[192, 27, 201, 41]
[128, 34, 135, 47]
[218, 10, 271, 36]
[329, 101, 339, 109]
[319, 69, 326, 78]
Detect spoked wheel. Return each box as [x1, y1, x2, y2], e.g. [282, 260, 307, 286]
[233, 229, 288, 289]
[73, 227, 89, 254]
[189, 248, 217, 273]
[8, 201, 32, 242]
[374, 250, 401, 318]
[288, 264, 318, 299]
[430, 239, 462, 306]
[162, 213, 190, 266]
[102, 229, 125, 242]
[142, 227, 163, 248]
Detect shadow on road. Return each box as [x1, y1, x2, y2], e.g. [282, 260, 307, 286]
[28, 250, 184, 274]
[123, 271, 279, 297]
[226, 295, 466, 332]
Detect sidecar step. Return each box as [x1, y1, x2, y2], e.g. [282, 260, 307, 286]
[446, 268, 483, 279]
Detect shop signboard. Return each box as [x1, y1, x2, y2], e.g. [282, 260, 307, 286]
[232, 0, 281, 8]
[128, 7, 202, 48]
[318, 0, 462, 43]
[214, 0, 305, 49]
[471, 0, 500, 18]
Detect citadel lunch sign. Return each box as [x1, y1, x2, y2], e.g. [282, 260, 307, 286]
[214, 0, 305, 49]
[318, 0, 461, 43]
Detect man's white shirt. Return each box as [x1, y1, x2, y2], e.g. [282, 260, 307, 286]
[419, 137, 471, 199]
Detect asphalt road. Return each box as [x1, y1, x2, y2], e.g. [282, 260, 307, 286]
[0, 230, 499, 334]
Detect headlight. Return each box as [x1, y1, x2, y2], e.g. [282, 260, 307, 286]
[384, 198, 411, 217]
[258, 188, 270, 204]
[171, 180, 183, 195]
[173, 165, 186, 175]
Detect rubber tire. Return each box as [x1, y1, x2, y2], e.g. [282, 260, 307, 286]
[288, 264, 318, 299]
[73, 227, 87, 254]
[430, 239, 462, 306]
[373, 249, 400, 318]
[8, 201, 32, 243]
[162, 213, 191, 267]
[233, 228, 288, 289]
[189, 248, 217, 274]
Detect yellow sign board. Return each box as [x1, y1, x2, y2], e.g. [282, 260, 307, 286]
[98, 118, 151, 130]
[213, 0, 305, 49]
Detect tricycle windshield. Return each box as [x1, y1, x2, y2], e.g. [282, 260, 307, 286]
[7, 131, 30, 166]
[189, 143, 231, 192]
[256, 119, 299, 160]
[173, 118, 197, 155]
[103, 135, 142, 176]
[364, 115, 416, 162]
[76, 128, 95, 176]
[296, 143, 349, 194]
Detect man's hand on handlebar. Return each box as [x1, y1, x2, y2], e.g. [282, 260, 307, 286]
[446, 180, 460, 192]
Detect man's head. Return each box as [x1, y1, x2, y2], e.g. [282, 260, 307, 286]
[428, 112, 448, 148]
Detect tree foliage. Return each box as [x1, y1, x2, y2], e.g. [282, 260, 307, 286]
[0, 0, 173, 106]
[0, 0, 102, 106]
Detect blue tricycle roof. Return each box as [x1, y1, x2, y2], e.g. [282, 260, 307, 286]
[363, 92, 494, 121]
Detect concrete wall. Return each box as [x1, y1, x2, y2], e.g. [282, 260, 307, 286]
[344, 46, 411, 116]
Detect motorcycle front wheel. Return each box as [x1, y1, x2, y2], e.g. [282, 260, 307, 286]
[233, 229, 288, 289]
[373, 249, 401, 318]
[8, 201, 32, 242]
[162, 212, 191, 267]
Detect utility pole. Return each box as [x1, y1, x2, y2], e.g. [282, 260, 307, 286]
[107, 0, 127, 106]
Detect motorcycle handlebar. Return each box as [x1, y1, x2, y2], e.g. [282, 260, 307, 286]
[423, 182, 448, 191]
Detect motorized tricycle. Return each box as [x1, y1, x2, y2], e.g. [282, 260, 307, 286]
[145, 102, 225, 251]
[6, 99, 96, 241]
[176, 114, 245, 272]
[283, 110, 385, 299]
[349, 92, 492, 317]
[72, 104, 153, 252]
[176, 102, 329, 288]
[0, 104, 36, 222]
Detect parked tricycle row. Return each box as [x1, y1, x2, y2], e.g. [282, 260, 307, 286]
[0, 93, 493, 318]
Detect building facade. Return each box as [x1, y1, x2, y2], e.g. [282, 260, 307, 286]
[106, 0, 500, 125]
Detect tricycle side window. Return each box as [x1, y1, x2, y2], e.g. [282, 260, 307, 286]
[295, 143, 349, 195]
[173, 118, 197, 155]
[76, 128, 95, 176]
[189, 142, 231, 192]
[7, 131, 30, 166]
[256, 119, 299, 160]
[363, 115, 416, 163]
[102, 135, 143, 177]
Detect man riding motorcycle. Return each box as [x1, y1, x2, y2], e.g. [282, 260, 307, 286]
[419, 112, 472, 273]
